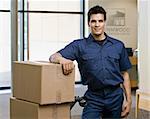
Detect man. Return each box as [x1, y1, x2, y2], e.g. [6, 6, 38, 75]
[49, 5, 132, 119]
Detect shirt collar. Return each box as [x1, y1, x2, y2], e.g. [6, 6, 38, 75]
[87, 33, 114, 44]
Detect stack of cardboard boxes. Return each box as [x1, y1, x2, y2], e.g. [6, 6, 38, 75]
[10, 61, 75, 119]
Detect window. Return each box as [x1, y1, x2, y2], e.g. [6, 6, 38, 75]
[18, 0, 85, 82]
[0, 0, 11, 89]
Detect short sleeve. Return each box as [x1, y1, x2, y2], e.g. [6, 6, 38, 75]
[119, 44, 132, 71]
[58, 40, 79, 61]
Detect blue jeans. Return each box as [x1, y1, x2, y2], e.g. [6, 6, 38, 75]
[82, 87, 124, 119]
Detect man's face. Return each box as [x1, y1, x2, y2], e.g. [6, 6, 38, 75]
[88, 13, 106, 36]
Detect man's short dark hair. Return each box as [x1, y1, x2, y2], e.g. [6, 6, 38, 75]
[88, 5, 106, 22]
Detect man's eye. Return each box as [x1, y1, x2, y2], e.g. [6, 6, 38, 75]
[91, 20, 96, 23]
[99, 20, 103, 22]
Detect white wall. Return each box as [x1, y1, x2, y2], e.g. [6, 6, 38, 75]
[138, 0, 150, 93]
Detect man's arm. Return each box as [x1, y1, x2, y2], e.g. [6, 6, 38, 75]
[49, 53, 75, 75]
[121, 71, 132, 118]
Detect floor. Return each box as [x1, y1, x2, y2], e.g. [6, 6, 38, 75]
[0, 89, 150, 119]
[0, 90, 11, 119]
[0, 72, 11, 87]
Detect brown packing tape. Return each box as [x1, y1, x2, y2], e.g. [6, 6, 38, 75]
[52, 105, 57, 119]
[56, 64, 66, 80]
[56, 90, 61, 104]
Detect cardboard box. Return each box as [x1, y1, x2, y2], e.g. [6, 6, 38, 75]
[12, 61, 75, 105]
[10, 97, 70, 119]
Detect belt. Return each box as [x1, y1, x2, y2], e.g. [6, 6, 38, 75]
[88, 83, 122, 93]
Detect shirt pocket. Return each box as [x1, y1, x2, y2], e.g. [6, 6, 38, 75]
[107, 53, 119, 63]
[106, 53, 120, 70]
[81, 54, 98, 70]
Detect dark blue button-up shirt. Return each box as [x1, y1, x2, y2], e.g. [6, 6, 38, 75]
[59, 33, 131, 91]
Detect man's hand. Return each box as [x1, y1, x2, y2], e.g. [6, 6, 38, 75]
[49, 53, 75, 75]
[58, 57, 75, 75]
[121, 101, 131, 118]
